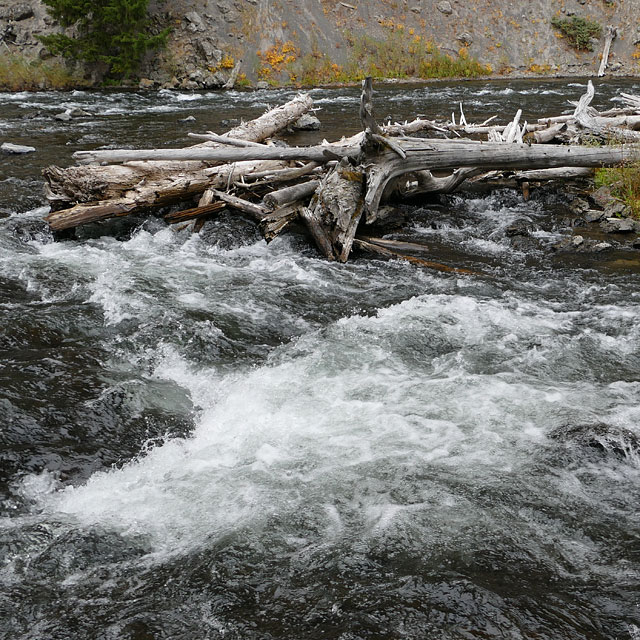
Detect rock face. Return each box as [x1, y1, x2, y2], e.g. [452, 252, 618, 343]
[2, 0, 640, 85]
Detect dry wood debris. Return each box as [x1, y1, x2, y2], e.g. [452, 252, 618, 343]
[43, 79, 640, 266]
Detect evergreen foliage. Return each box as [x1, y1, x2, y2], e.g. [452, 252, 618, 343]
[551, 16, 602, 51]
[38, 0, 169, 79]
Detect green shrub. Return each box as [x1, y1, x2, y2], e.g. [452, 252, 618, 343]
[595, 163, 640, 218]
[551, 16, 602, 51]
[38, 0, 169, 80]
[0, 53, 82, 90]
[291, 27, 491, 86]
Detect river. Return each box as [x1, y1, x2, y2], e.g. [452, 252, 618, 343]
[1, 79, 640, 639]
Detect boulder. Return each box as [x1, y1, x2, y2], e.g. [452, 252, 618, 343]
[437, 1, 453, 15]
[550, 423, 640, 458]
[292, 114, 321, 131]
[1, 142, 36, 154]
[590, 185, 613, 208]
[584, 209, 605, 223]
[600, 217, 635, 233]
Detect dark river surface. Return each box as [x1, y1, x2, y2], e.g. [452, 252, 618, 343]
[1, 78, 640, 639]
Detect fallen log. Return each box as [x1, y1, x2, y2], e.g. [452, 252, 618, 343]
[597, 26, 617, 77]
[363, 139, 640, 222]
[263, 180, 319, 210]
[44, 93, 313, 211]
[72, 143, 359, 166]
[42, 78, 640, 269]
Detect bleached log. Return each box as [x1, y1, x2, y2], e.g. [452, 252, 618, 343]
[353, 238, 480, 276]
[359, 77, 382, 135]
[72, 143, 359, 166]
[364, 139, 640, 222]
[512, 167, 594, 180]
[306, 162, 365, 262]
[259, 203, 301, 242]
[206, 189, 266, 221]
[243, 161, 321, 184]
[164, 201, 226, 224]
[534, 123, 566, 143]
[597, 26, 617, 77]
[222, 93, 313, 142]
[573, 81, 640, 142]
[263, 180, 319, 210]
[187, 132, 267, 148]
[401, 167, 486, 196]
[45, 93, 314, 211]
[223, 60, 242, 90]
[299, 207, 335, 261]
[45, 160, 286, 231]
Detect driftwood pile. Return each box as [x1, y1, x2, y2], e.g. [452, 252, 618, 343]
[43, 79, 640, 265]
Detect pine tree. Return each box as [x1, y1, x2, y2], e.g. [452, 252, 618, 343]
[38, 0, 169, 80]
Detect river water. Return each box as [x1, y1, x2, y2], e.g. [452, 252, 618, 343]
[1, 79, 640, 639]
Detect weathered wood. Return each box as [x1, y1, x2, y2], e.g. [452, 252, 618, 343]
[73, 143, 359, 166]
[534, 123, 566, 144]
[223, 93, 313, 142]
[187, 132, 267, 148]
[353, 238, 481, 276]
[597, 26, 617, 77]
[259, 203, 301, 242]
[401, 167, 486, 196]
[46, 160, 286, 230]
[223, 59, 243, 90]
[308, 162, 365, 262]
[45, 93, 313, 213]
[164, 201, 226, 223]
[263, 179, 319, 210]
[207, 189, 267, 221]
[364, 138, 640, 222]
[573, 81, 640, 143]
[299, 206, 335, 260]
[359, 77, 382, 135]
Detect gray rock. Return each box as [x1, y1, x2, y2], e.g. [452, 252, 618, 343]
[54, 112, 72, 122]
[1, 142, 36, 154]
[437, 1, 453, 14]
[601, 217, 636, 233]
[1, 3, 34, 21]
[198, 39, 223, 66]
[584, 209, 605, 222]
[457, 32, 473, 46]
[504, 220, 531, 237]
[67, 107, 93, 118]
[185, 11, 206, 32]
[571, 235, 584, 247]
[255, 81, 270, 90]
[569, 197, 589, 214]
[603, 200, 629, 218]
[593, 242, 612, 251]
[590, 185, 613, 208]
[292, 113, 321, 131]
[410, 6, 421, 13]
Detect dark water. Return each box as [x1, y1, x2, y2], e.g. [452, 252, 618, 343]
[1, 78, 640, 640]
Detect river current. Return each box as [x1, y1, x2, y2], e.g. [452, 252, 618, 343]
[1, 79, 640, 639]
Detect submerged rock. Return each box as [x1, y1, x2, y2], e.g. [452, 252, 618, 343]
[550, 423, 640, 459]
[1, 142, 35, 154]
[292, 114, 321, 131]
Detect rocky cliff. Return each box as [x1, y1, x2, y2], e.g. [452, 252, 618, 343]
[1, 0, 639, 87]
